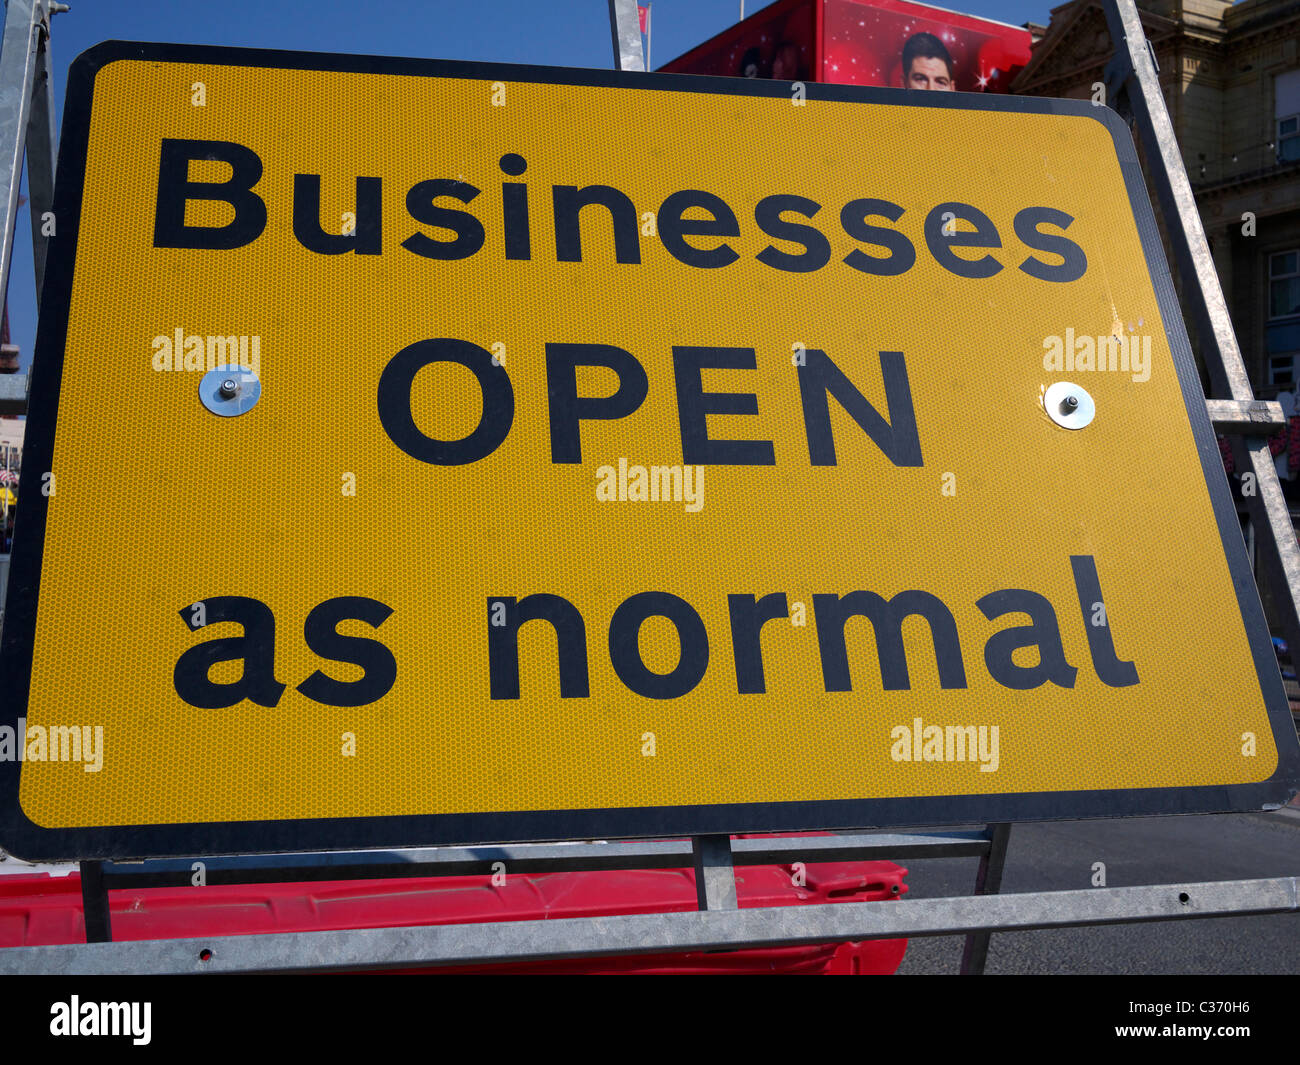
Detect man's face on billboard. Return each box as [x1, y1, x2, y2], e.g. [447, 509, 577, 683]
[906, 56, 954, 90]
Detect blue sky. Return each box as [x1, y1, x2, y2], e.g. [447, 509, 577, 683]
[4, 0, 1051, 371]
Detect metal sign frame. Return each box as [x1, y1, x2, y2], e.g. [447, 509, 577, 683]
[0, 0, 1298, 976]
[1, 29, 1298, 861]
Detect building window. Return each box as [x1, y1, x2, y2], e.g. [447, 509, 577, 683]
[1278, 70, 1300, 163]
[1281, 114, 1300, 163]
[1269, 250, 1300, 385]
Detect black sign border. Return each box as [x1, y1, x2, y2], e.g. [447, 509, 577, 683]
[2, 40, 1297, 860]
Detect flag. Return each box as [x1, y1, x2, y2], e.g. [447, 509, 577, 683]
[638, 4, 648, 34]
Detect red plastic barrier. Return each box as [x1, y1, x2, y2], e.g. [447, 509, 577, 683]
[0, 854, 908, 975]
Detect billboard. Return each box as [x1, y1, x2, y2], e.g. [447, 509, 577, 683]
[660, 0, 817, 82]
[661, 0, 1032, 94]
[1, 43, 1297, 860]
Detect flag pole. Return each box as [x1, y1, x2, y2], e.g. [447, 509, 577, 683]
[646, 5, 652, 70]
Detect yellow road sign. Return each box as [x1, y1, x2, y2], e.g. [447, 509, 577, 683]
[2, 42, 1296, 859]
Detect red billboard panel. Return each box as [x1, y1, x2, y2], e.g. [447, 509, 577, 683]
[660, 0, 818, 83]
[823, 0, 1030, 92]
[660, 0, 1031, 94]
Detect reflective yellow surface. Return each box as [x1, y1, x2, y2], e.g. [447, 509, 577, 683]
[19, 59, 1275, 828]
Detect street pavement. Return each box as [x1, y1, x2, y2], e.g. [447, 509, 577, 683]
[870, 809, 1300, 974]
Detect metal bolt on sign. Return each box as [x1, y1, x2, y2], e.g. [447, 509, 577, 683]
[1044, 381, 1095, 430]
[199, 364, 261, 417]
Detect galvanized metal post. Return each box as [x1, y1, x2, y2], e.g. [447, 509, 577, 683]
[607, 0, 645, 72]
[24, 0, 56, 306]
[692, 835, 738, 910]
[0, 0, 60, 310]
[959, 822, 1011, 975]
[0, 0, 63, 427]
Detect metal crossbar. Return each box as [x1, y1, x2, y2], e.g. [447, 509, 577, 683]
[4, 875, 1296, 974]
